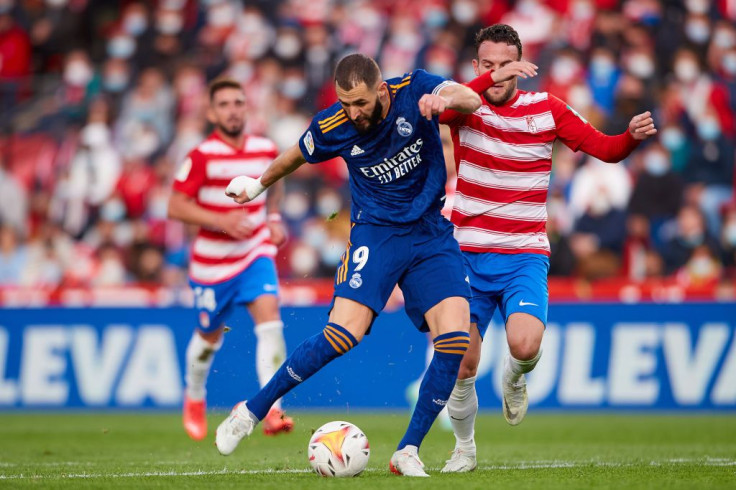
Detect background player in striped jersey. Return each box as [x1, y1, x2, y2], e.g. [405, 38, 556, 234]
[168, 79, 293, 441]
[438, 24, 658, 472]
[218, 54, 481, 477]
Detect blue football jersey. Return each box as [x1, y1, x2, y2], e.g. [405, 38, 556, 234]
[298, 69, 457, 225]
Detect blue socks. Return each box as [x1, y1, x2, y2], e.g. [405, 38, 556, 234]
[247, 322, 357, 420]
[398, 331, 470, 450]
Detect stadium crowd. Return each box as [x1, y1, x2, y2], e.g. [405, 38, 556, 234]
[0, 0, 734, 291]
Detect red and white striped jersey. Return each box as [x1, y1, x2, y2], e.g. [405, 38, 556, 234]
[172, 132, 278, 284]
[444, 90, 596, 256]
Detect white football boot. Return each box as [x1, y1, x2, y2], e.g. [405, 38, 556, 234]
[215, 401, 256, 455]
[441, 445, 477, 473]
[502, 355, 529, 426]
[389, 446, 430, 477]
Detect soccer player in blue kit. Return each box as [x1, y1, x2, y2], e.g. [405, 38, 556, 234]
[217, 53, 481, 477]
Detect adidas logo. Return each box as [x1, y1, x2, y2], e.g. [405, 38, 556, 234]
[287, 366, 303, 383]
[432, 398, 448, 406]
[350, 145, 364, 156]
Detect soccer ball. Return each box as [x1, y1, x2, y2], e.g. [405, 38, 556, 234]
[307, 421, 370, 477]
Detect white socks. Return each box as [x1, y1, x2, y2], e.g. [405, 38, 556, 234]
[185, 332, 223, 401]
[506, 349, 543, 384]
[254, 320, 286, 409]
[447, 376, 477, 449]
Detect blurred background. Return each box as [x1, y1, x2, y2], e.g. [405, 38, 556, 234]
[0, 0, 734, 304]
[0, 0, 734, 412]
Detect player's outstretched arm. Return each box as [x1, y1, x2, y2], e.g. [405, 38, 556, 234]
[418, 84, 481, 120]
[226, 144, 306, 204]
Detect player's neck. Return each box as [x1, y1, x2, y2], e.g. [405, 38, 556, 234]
[215, 129, 245, 149]
[379, 90, 391, 121]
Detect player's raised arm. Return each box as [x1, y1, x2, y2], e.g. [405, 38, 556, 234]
[226, 144, 306, 204]
[418, 83, 481, 120]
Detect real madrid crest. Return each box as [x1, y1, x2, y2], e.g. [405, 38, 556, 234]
[349, 272, 363, 289]
[396, 117, 413, 137]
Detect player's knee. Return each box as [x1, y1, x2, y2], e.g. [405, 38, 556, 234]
[509, 337, 541, 361]
[457, 361, 478, 379]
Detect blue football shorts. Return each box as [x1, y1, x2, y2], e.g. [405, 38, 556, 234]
[189, 256, 279, 333]
[463, 251, 550, 338]
[332, 213, 470, 332]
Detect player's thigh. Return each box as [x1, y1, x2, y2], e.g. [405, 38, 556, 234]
[463, 252, 502, 339]
[190, 277, 238, 334]
[328, 296, 376, 343]
[424, 296, 470, 338]
[497, 254, 549, 359]
[332, 223, 407, 332]
[401, 222, 470, 333]
[497, 254, 549, 328]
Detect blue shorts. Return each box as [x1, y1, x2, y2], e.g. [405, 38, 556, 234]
[464, 252, 549, 337]
[332, 214, 470, 332]
[189, 256, 279, 333]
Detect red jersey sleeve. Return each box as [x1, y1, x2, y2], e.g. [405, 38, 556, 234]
[548, 94, 597, 151]
[172, 149, 206, 198]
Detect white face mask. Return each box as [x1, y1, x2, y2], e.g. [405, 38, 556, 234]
[674, 59, 699, 83]
[107, 36, 136, 59]
[723, 223, 736, 247]
[722, 53, 736, 76]
[124, 13, 148, 36]
[685, 0, 709, 14]
[64, 61, 93, 87]
[660, 127, 685, 150]
[643, 151, 670, 176]
[685, 20, 711, 44]
[274, 34, 302, 60]
[550, 57, 579, 84]
[208, 4, 234, 28]
[713, 29, 736, 49]
[627, 54, 655, 79]
[290, 245, 318, 276]
[157, 13, 183, 35]
[451, 0, 478, 24]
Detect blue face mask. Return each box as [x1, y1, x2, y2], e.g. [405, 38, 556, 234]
[107, 36, 136, 59]
[660, 127, 685, 150]
[104, 73, 129, 93]
[644, 153, 669, 176]
[697, 119, 721, 141]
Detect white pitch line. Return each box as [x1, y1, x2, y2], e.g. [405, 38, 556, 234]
[1, 459, 734, 480]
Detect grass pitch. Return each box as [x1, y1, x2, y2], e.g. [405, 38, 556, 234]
[0, 411, 734, 489]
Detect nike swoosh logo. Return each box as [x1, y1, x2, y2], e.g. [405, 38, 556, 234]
[450, 414, 472, 421]
[503, 397, 519, 422]
[519, 300, 538, 307]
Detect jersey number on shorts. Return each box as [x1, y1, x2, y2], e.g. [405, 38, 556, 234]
[193, 287, 216, 312]
[353, 246, 369, 271]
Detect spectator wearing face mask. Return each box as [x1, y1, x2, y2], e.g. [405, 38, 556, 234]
[682, 109, 735, 235]
[628, 142, 684, 244]
[661, 204, 721, 275]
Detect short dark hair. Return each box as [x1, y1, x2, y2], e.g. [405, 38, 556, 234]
[208, 78, 243, 101]
[474, 24, 523, 60]
[334, 53, 382, 91]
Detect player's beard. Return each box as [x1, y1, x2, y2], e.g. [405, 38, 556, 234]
[352, 98, 384, 134]
[483, 79, 516, 106]
[218, 118, 244, 138]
